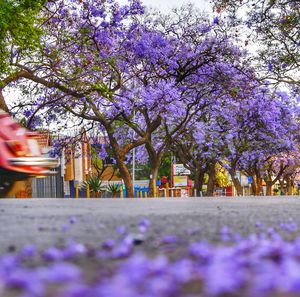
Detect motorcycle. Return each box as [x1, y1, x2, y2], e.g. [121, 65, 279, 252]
[0, 110, 59, 197]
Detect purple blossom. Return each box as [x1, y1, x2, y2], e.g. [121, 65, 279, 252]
[185, 227, 201, 236]
[213, 17, 219, 25]
[189, 242, 212, 262]
[102, 239, 115, 250]
[3, 222, 300, 296]
[69, 217, 77, 224]
[62, 224, 70, 232]
[38, 262, 81, 283]
[42, 247, 64, 261]
[268, 62, 273, 71]
[91, 7, 104, 18]
[24, 110, 32, 118]
[170, 258, 197, 283]
[63, 242, 87, 259]
[220, 225, 231, 242]
[6, 270, 45, 297]
[116, 225, 126, 235]
[0, 254, 19, 272]
[111, 242, 133, 259]
[255, 221, 263, 229]
[138, 218, 151, 233]
[20, 245, 36, 258]
[160, 235, 179, 245]
[60, 284, 92, 297]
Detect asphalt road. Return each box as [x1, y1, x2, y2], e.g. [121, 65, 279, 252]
[0, 196, 300, 253]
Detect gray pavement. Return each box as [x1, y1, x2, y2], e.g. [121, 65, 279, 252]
[0, 196, 300, 253]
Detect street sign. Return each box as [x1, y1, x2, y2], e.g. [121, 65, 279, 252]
[248, 176, 253, 184]
[173, 176, 188, 187]
[173, 164, 191, 176]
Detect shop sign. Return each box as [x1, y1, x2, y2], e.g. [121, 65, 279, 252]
[173, 164, 191, 176]
[174, 176, 188, 187]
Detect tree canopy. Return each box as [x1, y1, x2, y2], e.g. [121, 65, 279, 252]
[212, 0, 300, 86]
[0, 0, 46, 72]
[1, 0, 299, 197]
[0, 0, 46, 111]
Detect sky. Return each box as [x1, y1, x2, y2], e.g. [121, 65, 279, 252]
[118, 0, 212, 13]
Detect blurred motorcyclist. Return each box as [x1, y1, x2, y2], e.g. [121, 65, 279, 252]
[0, 109, 59, 197]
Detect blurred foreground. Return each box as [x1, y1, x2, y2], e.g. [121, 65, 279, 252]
[0, 111, 59, 198]
[0, 198, 300, 296]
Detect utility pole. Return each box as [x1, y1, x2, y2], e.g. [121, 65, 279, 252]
[132, 110, 136, 188]
[132, 145, 135, 185]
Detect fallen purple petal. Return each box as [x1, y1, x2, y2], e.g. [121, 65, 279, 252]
[69, 217, 77, 224]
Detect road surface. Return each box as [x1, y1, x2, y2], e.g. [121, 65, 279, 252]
[0, 197, 299, 253]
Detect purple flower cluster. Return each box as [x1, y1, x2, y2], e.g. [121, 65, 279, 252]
[2, 218, 300, 296]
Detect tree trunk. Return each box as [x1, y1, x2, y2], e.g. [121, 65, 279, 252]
[117, 159, 134, 198]
[279, 179, 285, 195]
[286, 177, 293, 195]
[146, 143, 163, 197]
[207, 162, 216, 196]
[194, 169, 205, 196]
[232, 176, 243, 196]
[266, 181, 273, 196]
[148, 160, 159, 197]
[0, 90, 9, 112]
[251, 171, 263, 196]
[255, 175, 263, 195]
[106, 130, 134, 198]
[230, 170, 243, 196]
[251, 175, 257, 196]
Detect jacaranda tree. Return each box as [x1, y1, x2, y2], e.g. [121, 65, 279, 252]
[1, 0, 299, 197]
[212, 0, 300, 87]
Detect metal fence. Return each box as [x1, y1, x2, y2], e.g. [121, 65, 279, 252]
[32, 168, 64, 198]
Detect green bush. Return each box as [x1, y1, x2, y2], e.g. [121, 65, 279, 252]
[81, 176, 105, 197]
[107, 183, 121, 194]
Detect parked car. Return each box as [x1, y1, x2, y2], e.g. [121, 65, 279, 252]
[0, 110, 59, 197]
